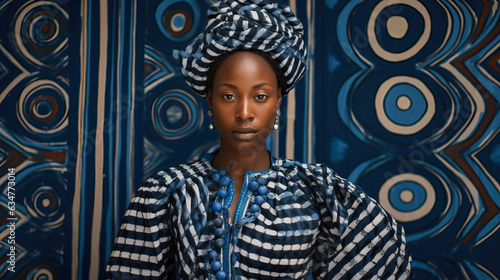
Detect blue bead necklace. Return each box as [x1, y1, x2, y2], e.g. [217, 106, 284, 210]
[209, 168, 269, 280]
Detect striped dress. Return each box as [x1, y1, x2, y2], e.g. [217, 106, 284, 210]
[105, 152, 412, 279]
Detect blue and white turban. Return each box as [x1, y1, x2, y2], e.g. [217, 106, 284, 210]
[173, 0, 308, 97]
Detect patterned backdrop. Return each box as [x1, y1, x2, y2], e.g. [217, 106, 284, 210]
[0, 0, 499, 279]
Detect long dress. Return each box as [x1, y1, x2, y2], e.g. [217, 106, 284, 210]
[105, 151, 413, 279]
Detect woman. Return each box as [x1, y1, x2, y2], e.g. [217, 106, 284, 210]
[105, 0, 412, 279]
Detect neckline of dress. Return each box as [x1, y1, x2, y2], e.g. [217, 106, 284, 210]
[200, 149, 280, 175]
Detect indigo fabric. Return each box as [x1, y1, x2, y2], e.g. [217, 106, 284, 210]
[105, 152, 412, 279]
[173, 0, 308, 97]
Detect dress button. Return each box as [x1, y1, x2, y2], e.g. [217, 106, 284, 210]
[218, 188, 228, 198]
[216, 270, 227, 280]
[249, 181, 259, 191]
[257, 186, 268, 196]
[211, 260, 222, 271]
[214, 217, 223, 227]
[220, 176, 231, 187]
[250, 204, 260, 212]
[219, 169, 228, 176]
[215, 228, 225, 237]
[212, 202, 223, 212]
[209, 250, 218, 259]
[215, 238, 225, 248]
[212, 173, 221, 182]
[255, 195, 265, 205]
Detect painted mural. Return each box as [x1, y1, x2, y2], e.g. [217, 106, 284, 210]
[0, 0, 498, 279]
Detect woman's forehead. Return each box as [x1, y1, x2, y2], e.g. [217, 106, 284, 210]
[216, 52, 274, 74]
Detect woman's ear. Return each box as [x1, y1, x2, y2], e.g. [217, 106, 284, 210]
[206, 90, 213, 111]
[277, 89, 283, 109]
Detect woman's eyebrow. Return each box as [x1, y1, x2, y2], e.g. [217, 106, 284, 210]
[217, 83, 272, 89]
[252, 82, 272, 89]
[218, 83, 238, 89]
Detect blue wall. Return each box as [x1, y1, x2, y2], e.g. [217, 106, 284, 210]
[0, 0, 499, 279]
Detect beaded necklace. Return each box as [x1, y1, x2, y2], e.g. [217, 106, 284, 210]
[208, 168, 269, 280]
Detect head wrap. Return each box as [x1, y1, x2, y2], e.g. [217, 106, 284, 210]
[173, 0, 308, 97]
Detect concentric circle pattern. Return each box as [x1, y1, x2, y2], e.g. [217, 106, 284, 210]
[155, 0, 200, 42]
[353, 158, 460, 244]
[14, 1, 68, 67]
[27, 267, 55, 280]
[379, 173, 435, 222]
[375, 76, 435, 135]
[21, 261, 61, 280]
[368, 0, 431, 62]
[20, 171, 66, 230]
[339, 0, 454, 147]
[338, 0, 500, 278]
[152, 90, 202, 140]
[24, 172, 66, 229]
[17, 79, 69, 134]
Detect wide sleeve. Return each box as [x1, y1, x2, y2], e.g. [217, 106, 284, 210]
[104, 171, 176, 279]
[311, 166, 413, 280]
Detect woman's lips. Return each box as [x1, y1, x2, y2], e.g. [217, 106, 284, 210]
[232, 127, 258, 140]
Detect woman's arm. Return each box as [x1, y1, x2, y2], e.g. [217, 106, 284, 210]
[311, 167, 413, 279]
[105, 173, 175, 279]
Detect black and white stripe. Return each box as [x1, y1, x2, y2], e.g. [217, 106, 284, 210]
[105, 154, 413, 279]
[173, 0, 308, 97]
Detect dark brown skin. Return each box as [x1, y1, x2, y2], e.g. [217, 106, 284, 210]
[206, 51, 282, 218]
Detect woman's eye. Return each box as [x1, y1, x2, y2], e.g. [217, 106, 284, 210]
[256, 94, 268, 101]
[223, 94, 235, 100]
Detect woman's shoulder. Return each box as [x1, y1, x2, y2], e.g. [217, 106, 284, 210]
[135, 158, 212, 199]
[274, 157, 363, 199]
[277, 158, 398, 238]
[275, 158, 341, 183]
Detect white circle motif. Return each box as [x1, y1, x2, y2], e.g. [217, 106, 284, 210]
[400, 189, 414, 203]
[368, 0, 431, 62]
[379, 173, 436, 222]
[18, 79, 69, 134]
[387, 16, 408, 39]
[171, 13, 186, 32]
[397, 95, 411, 110]
[375, 76, 435, 135]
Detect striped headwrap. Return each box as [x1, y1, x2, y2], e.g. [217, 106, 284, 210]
[173, 0, 308, 97]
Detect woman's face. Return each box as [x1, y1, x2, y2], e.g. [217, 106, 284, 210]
[207, 51, 282, 154]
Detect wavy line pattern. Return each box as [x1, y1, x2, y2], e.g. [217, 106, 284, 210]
[330, 0, 500, 278]
[0, 1, 69, 278]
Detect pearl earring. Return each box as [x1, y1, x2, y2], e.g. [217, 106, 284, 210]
[273, 109, 280, 131]
[208, 110, 215, 130]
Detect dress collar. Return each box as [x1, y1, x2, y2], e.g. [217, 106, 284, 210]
[200, 149, 279, 175]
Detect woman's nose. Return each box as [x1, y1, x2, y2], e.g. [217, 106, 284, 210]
[236, 99, 254, 120]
